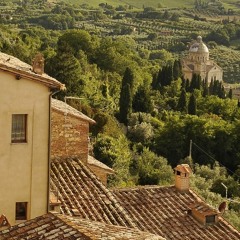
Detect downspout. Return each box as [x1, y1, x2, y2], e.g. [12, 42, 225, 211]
[47, 89, 61, 213]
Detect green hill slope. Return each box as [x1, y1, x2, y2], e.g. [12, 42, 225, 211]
[57, 0, 237, 9]
[55, 0, 197, 8]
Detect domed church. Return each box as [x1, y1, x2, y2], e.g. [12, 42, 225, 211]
[182, 36, 223, 84]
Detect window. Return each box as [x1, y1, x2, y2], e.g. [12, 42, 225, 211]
[11, 114, 27, 143]
[15, 202, 27, 220]
[206, 215, 216, 224]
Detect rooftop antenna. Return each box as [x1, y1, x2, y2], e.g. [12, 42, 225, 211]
[221, 182, 228, 200]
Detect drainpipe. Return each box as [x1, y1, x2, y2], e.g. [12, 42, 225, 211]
[47, 89, 61, 213]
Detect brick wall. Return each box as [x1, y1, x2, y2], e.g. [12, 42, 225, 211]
[51, 109, 89, 163]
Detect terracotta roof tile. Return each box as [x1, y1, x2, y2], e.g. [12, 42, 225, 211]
[57, 214, 165, 240]
[0, 213, 164, 240]
[0, 52, 64, 90]
[51, 98, 95, 124]
[50, 157, 135, 228]
[0, 213, 90, 240]
[111, 186, 240, 240]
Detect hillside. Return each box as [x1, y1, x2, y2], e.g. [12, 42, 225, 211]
[57, 0, 239, 9]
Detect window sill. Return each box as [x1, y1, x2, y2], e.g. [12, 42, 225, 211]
[15, 219, 27, 224]
[11, 142, 28, 145]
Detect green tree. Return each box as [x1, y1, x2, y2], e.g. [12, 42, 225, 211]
[119, 67, 134, 124]
[228, 88, 233, 99]
[132, 85, 153, 113]
[190, 73, 201, 92]
[206, 29, 230, 46]
[131, 148, 173, 185]
[173, 59, 182, 80]
[177, 89, 187, 112]
[93, 134, 133, 187]
[57, 30, 95, 58]
[188, 93, 197, 115]
[119, 84, 132, 124]
[202, 79, 209, 97]
[46, 44, 83, 99]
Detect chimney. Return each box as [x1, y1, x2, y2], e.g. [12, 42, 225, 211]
[174, 164, 192, 192]
[49, 191, 61, 213]
[32, 53, 44, 75]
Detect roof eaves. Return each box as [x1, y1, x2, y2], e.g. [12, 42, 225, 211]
[0, 64, 65, 90]
[51, 99, 96, 124]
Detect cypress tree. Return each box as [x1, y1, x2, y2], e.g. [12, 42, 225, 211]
[186, 79, 190, 92]
[151, 72, 159, 90]
[209, 79, 214, 95]
[119, 84, 132, 124]
[188, 93, 197, 115]
[159, 66, 167, 87]
[228, 88, 233, 99]
[119, 67, 134, 124]
[122, 67, 134, 93]
[133, 86, 153, 113]
[196, 74, 201, 90]
[190, 73, 201, 91]
[177, 89, 187, 112]
[181, 78, 186, 90]
[202, 79, 209, 97]
[158, 64, 174, 88]
[173, 60, 183, 80]
[166, 65, 174, 86]
[213, 80, 219, 95]
[218, 82, 225, 99]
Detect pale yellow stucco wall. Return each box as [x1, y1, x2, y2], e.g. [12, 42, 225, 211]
[0, 71, 50, 225]
[207, 67, 223, 83]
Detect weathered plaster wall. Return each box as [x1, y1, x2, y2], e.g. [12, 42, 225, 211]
[51, 110, 89, 163]
[0, 71, 50, 225]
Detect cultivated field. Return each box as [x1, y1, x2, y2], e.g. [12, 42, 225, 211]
[60, 0, 239, 9]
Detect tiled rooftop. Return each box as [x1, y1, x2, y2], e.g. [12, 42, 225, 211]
[0, 213, 90, 240]
[0, 213, 164, 240]
[50, 157, 135, 228]
[50, 158, 240, 240]
[0, 52, 64, 89]
[112, 186, 240, 240]
[51, 98, 96, 124]
[57, 214, 164, 240]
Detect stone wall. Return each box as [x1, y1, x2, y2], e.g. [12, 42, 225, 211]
[51, 109, 89, 163]
[87, 164, 108, 186]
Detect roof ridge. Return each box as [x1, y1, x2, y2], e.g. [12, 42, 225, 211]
[111, 185, 175, 192]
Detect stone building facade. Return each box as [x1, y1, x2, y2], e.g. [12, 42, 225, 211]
[182, 36, 223, 83]
[51, 99, 95, 163]
[51, 98, 113, 185]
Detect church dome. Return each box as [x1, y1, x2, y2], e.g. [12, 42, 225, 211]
[189, 36, 209, 53]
